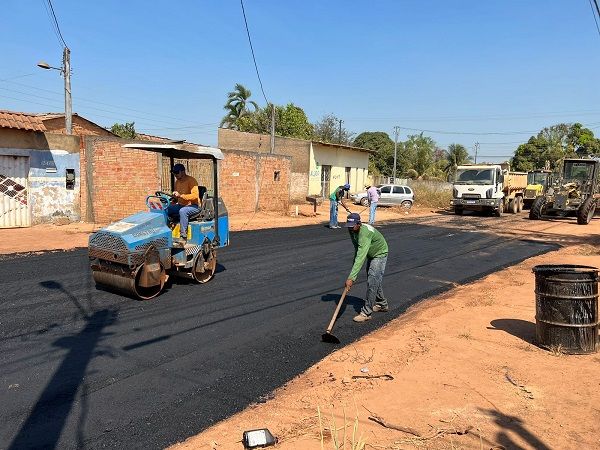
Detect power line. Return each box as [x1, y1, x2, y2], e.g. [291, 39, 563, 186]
[400, 125, 537, 136]
[45, 0, 68, 48]
[589, 0, 600, 38]
[0, 83, 218, 128]
[239, 0, 269, 104]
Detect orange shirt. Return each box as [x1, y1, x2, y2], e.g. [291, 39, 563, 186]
[175, 174, 199, 206]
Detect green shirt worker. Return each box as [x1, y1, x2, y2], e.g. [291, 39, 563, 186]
[344, 213, 389, 323]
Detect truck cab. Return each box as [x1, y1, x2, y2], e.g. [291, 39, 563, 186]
[451, 164, 505, 216]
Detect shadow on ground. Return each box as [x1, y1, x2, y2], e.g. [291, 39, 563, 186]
[489, 318, 536, 344]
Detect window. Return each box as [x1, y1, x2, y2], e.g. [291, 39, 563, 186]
[65, 169, 75, 190]
[393, 186, 405, 194]
[273, 171, 280, 181]
[380, 186, 391, 194]
[405, 187, 412, 194]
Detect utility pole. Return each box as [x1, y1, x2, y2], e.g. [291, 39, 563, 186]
[38, 47, 72, 135]
[338, 119, 343, 144]
[63, 47, 72, 135]
[270, 103, 275, 154]
[393, 126, 400, 183]
[474, 142, 479, 164]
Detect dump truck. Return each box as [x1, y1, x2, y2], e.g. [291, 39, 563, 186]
[530, 157, 600, 225]
[88, 143, 229, 299]
[451, 164, 527, 216]
[523, 169, 552, 209]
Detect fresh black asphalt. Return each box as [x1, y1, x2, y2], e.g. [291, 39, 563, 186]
[0, 216, 557, 449]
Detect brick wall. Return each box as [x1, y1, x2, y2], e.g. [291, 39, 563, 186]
[43, 116, 115, 137]
[82, 137, 159, 223]
[220, 150, 290, 213]
[81, 138, 291, 223]
[218, 128, 309, 203]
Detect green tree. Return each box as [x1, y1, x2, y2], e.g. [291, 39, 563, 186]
[353, 131, 394, 176]
[110, 122, 136, 139]
[312, 114, 354, 145]
[220, 83, 259, 129]
[445, 143, 472, 179]
[402, 133, 436, 178]
[277, 103, 313, 139]
[510, 123, 599, 171]
[238, 103, 313, 139]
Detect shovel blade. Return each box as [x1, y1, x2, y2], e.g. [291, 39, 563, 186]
[321, 332, 340, 344]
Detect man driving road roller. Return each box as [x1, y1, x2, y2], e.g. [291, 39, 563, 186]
[166, 163, 200, 242]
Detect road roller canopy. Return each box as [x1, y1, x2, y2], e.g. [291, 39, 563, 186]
[122, 143, 225, 161]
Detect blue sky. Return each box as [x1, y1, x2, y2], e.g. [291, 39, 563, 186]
[2, 1, 600, 161]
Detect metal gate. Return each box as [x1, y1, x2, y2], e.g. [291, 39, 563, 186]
[0, 155, 30, 228]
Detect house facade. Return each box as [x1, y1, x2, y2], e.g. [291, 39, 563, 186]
[0, 110, 292, 227]
[0, 111, 114, 228]
[218, 128, 374, 202]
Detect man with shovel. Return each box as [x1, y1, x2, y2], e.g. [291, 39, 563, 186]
[344, 213, 389, 322]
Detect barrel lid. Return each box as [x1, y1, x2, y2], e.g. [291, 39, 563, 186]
[532, 264, 599, 274]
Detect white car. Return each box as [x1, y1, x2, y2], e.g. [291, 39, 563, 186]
[351, 184, 415, 208]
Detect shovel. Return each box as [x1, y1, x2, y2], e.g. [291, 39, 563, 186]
[322, 287, 350, 344]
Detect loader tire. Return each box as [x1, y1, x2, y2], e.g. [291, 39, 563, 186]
[508, 199, 517, 214]
[529, 197, 546, 220]
[577, 197, 596, 225]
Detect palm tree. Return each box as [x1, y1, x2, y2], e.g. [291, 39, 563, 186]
[445, 143, 472, 180]
[220, 83, 259, 129]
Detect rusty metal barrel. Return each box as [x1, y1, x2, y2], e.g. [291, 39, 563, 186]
[533, 264, 599, 354]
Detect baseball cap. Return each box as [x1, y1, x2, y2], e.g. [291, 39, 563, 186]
[171, 163, 185, 174]
[345, 213, 361, 227]
[343, 183, 351, 190]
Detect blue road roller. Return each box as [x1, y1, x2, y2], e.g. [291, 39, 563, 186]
[88, 143, 229, 299]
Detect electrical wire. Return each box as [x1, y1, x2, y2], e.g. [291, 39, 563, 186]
[0, 78, 217, 128]
[589, 0, 600, 38]
[240, 0, 269, 104]
[400, 125, 537, 136]
[45, 0, 68, 48]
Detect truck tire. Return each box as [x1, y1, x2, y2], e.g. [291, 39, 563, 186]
[529, 197, 546, 220]
[516, 196, 524, 213]
[495, 201, 504, 217]
[508, 199, 517, 214]
[454, 206, 463, 215]
[577, 197, 596, 225]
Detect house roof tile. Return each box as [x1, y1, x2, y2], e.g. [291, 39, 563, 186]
[0, 110, 47, 132]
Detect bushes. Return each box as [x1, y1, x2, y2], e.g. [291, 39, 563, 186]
[410, 181, 452, 209]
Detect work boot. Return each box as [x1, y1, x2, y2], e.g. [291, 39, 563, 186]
[353, 313, 371, 323]
[373, 304, 388, 312]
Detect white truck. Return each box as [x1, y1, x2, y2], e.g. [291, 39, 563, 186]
[450, 164, 527, 216]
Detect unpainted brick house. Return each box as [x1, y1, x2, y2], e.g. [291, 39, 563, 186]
[218, 128, 375, 202]
[0, 110, 291, 227]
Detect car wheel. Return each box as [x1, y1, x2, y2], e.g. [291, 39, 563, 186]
[360, 197, 369, 207]
[401, 200, 412, 210]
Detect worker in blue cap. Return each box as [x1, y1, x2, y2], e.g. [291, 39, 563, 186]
[344, 212, 389, 322]
[166, 163, 200, 242]
[328, 183, 351, 229]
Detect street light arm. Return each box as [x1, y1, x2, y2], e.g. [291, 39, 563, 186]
[37, 61, 61, 71]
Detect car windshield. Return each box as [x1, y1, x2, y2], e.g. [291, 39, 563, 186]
[454, 169, 494, 185]
[527, 172, 549, 185]
[563, 161, 594, 183]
